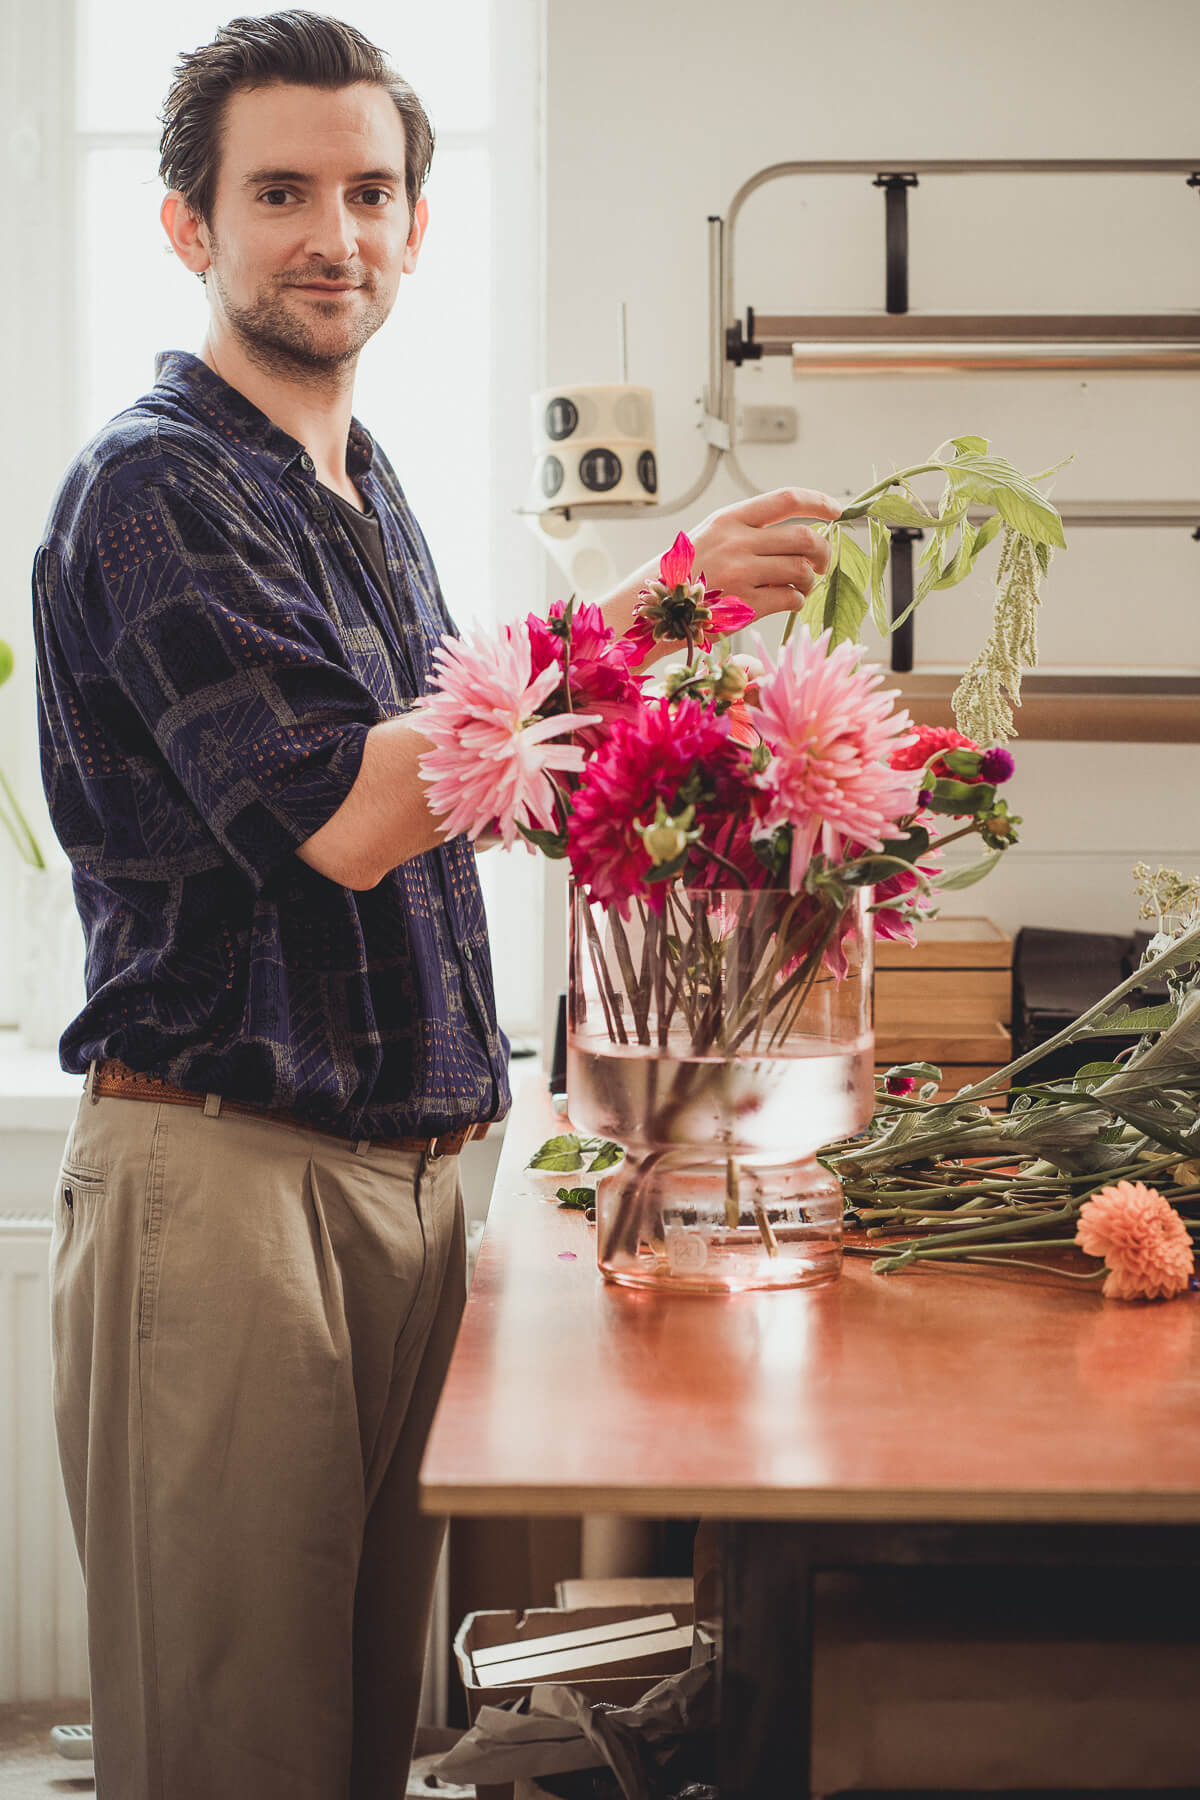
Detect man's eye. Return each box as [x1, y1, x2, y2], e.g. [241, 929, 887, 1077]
[260, 189, 294, 206]
[356, 188, 391, 207]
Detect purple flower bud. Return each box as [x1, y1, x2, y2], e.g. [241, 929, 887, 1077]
[979, 747, 1015, 784]
[917, 788, 933, 808]
[885, 1074, 918, 1096]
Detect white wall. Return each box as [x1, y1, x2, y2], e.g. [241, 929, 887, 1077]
[542, 0, 1200, 941]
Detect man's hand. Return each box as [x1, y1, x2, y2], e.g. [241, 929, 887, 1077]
[599, 486, 842, 650]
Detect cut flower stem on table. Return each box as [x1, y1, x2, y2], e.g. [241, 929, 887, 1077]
[830, 900, 1200, 1301]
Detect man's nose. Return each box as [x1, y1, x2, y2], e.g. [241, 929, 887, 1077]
[305, 197, 358, 266]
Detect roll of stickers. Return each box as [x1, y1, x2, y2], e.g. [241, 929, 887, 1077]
[530, 384, 658, 509]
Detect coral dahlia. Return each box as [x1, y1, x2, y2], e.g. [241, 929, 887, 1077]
[1075, 1181, 1195, 1301]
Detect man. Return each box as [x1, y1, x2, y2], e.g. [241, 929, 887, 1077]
[33, 11, 836, 1798]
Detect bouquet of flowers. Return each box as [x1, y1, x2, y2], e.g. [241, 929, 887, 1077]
[416, 438, 1052, 1029]
[414, 437, 1063, 1290]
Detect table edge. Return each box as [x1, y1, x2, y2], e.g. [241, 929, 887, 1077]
[419, 1483, 1200, 1524]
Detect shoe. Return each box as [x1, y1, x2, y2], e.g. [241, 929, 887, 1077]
[50, 1724, 93, 1761]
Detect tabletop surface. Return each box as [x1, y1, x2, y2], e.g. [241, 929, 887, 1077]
[419, 1074, 1200, 1524]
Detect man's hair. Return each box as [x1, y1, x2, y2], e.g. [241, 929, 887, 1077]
[159, 10, 435, 228]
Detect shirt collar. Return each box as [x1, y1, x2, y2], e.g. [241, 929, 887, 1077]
[152, 349, 377, 481]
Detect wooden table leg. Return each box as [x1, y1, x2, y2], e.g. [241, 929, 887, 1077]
[717, 1520, 815, 1799]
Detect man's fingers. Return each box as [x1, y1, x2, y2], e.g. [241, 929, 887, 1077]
[745, 556, 819, 594]
[728, 486, 842, 528]
[740, 523, 832, 571]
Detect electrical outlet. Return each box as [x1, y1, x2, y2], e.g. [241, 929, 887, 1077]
[736, 403, 798, 444]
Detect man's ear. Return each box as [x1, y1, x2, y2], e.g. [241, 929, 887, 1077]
[402, 194, 428, 275]
[161, 191, 212, 278]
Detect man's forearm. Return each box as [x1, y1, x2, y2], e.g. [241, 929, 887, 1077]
[296, 717, 444, 889]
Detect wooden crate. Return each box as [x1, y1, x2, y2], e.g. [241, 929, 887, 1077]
[876, 918, 1012, 1094]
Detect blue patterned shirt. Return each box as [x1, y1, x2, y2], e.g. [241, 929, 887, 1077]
[33, 350, 510, 1140]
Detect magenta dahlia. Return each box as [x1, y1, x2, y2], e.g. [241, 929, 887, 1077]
[624, 532, 756, 658]
[566, 695, 742, 914]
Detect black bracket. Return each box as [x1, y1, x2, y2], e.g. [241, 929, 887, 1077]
[888, 526, 923, 673]
[1187, 173, 1200, 191]
[725, 304, 763, 366]
[872, 172, 918, 315]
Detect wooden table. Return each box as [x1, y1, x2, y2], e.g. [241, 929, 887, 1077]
[420, 1074, 1200, 1795]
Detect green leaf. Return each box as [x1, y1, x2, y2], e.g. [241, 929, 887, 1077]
[868, 517, 891, 634]
[968, 514, 1004, 566]
[991, 484, 1066, 550]
[798, 577, 828, 638]
[886, 1061, 944, 1080]
[1084, 1002, 1180, 1036]
[821, 528, 870, 647]
[880, 825, 931, 862]
[934, 849, 1003, 890]
[517, 823, 568, 859]
[0, 641, 12, 687]
[925, 779, 995, 816]
[1072, 1061, 1123, 1087]
[933, 521, 977, 590]
[529, 1133, 584, 1172]
[947, 454, 1066, 549]
[952, 435, 989, 456]
[556, 1186, 593, 1210]
[864, 493, 934, 528]
[585, 1139, 623, 1172]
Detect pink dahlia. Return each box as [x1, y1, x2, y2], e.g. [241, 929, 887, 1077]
[747, 628, 920, 892]
[625, 532, 756, 658]
[1075, 1181, 1195, 1301]
[567, 695, 741, 914]
[415, 626, 600, 850]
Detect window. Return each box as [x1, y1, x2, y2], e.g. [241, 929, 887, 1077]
[1, 0, 544, 1041]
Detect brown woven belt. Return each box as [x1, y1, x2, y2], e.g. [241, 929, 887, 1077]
[87, 1060, 483, 1157]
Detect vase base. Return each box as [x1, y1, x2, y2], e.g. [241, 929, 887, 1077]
[595, 1150, 845, 1294]
[601, 1239, 842, 1295]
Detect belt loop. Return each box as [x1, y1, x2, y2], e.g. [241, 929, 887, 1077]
[354, 1139, 372, 1156]
[427, 1136, 442, 1161]
[85, 1059, 100, 1105]
[203, 1093, 223, 1118]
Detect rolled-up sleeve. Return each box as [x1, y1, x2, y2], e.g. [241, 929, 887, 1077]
[82, 484, 377, 890]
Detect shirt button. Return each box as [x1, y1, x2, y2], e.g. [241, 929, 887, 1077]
[463, 945, 474, 961]
[300, 453, 315, 473]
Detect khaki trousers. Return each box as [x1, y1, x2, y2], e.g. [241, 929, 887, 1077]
[50, 1089, 466, 1800]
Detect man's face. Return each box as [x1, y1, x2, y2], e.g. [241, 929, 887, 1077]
[196, 81, 425, 377]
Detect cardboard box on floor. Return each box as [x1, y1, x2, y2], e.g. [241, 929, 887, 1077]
[554, 1575, 693, 1610]
[455, 1601, 695, 1800]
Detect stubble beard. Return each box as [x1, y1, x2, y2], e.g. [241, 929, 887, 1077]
[208, 259, 391, 392]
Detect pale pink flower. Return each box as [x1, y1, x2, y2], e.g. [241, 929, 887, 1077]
[415, 627, 600, 850]
[747, 627, 920, 892]
[1075, 1180, 1195, 1301]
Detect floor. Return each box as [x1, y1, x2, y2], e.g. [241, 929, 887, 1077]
[0, 1703, 92, 1799]
[0, 1707, 472, 1798]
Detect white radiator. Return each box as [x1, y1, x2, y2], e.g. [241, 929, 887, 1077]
[0, 1213, 89, 1702]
